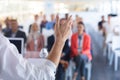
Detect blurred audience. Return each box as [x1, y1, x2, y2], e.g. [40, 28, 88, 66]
[65, 13, 69, 20]
[103, 15, 113, 39]
[26, 23, 44, 58]
[5, 19, 27, 43]
[40, 14, 48, 33]
[71, 22, 92, 80]
[98, 16, 106, 36]
[28, 14, 40, 33]
[46, 14, 55, 30]
[47, 18, 70, 80]
[2, 17, 11, 35]
[113, 25, 120, 36]
[72, 15, 83, 33]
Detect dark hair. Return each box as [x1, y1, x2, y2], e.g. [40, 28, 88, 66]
[11, 19, 17, 22]
[77, 21, 86, 32]
[78, 21, 85, 26]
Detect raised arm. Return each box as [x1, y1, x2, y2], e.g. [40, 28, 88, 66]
[47, 15, 72, 66]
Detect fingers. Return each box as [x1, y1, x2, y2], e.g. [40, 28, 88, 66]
[66, 15, 72, 24]
[55, 15, 60, 30]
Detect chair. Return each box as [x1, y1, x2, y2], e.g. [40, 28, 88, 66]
[110, 36, 120, 71]
[65, 60, 92, 80]
[85, 61, 92, 80]
[8, 38, 24, 55]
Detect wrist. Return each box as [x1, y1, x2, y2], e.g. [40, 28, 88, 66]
[55, 38, 66, 44]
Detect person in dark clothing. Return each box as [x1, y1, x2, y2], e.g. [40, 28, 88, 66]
[47, 18, 70, 80]
[2, 17, 11, 35]
[98, 16, 106, 30]
[40, 14, 48, 33]
[98, 16, 106, 36]
[5, 19, 27, 44]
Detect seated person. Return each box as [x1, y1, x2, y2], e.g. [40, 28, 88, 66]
[113, 25, 120, 36]
[47, 18, 70, 80]
[26, 23, 44, 58]
[2, 17, 11, 35]
[71, 22, 92, 80]
[0, 15, 72, 80]
[4, 19, 27, 44]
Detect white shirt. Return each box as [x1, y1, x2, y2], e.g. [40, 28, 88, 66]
[0, 33, 56, 80]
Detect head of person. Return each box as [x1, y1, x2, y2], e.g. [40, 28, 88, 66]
[51, 14, 55, 21]
[4, 17, 11, 28]
[77, 22, 85, 35]
[31, 23, 39, 33]
[65, 13, 69, 20]
[53, 18, 66, 30]
[101, 15, 105, 21]
[43, 14, 47, 21]
[34, 14, 39, 22]
[11, 19, 18, 33]
[108, 14, 111, 21]
[39, 11, 43, 17]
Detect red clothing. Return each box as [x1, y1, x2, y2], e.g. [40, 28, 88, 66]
[71, 33, 92, 61]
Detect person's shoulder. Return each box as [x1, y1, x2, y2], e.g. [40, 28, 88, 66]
[84, 33, 90, 39]
[18, 30, 26, 34]
[4, 30, 12, 36]
[72, 32, 78, 36]
[48, 35, 54, 38]
[72, 33, 78, 37]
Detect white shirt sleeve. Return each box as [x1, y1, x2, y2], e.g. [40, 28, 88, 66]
[0, 33, 56, 80]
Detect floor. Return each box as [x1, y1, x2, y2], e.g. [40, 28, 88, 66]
[86, 24, 120, 80]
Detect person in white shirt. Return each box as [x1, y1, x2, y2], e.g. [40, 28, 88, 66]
[0, 15, 72, 80]
[113, 25, 120, 36]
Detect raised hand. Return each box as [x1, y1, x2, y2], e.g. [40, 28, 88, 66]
[47, 15, 72, 66]
[54, 15, 72, 42]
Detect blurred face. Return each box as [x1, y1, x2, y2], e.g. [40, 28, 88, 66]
[31, 23, 38, 32]
[77, 24, 84, 34]
[5, 18, 11, 27]
[51, 14, 55, 21]
[108, 16, 111, 21]
[102, 16, 105, 21]
[34, 15, 39, 21]
[11, 20, 18, 32]
[43, 15, 46, 20]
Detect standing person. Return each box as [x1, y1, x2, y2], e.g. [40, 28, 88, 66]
[103, 15, 114, 55]
[28, 14, 40, 33]
[47, 18, 70, 80]
[40, 14, 48, 33]
[71, 22, 92, 80]
[98, 16, 106, 36]
[0, 15, 72, 80]
[103, 15, 113, 39]
[46, 14, 55, 30]
[98, 16, 106, 31]
[26, 23, 44, 58]
[72, 15, 83, 33]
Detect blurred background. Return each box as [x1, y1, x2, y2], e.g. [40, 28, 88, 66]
[0, 0, 120, 80]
